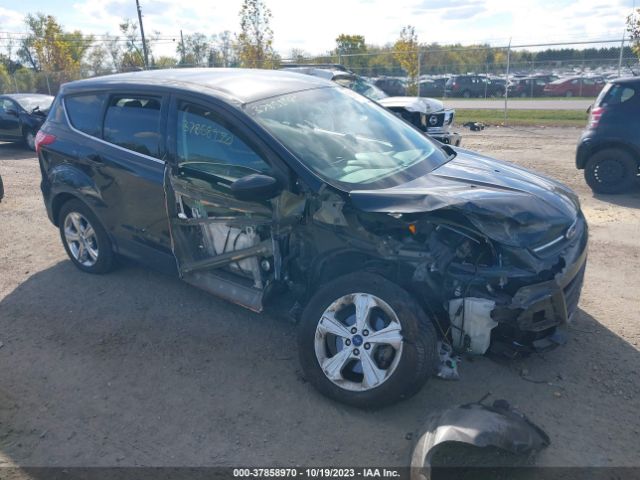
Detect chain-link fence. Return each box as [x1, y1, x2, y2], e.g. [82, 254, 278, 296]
[1, 38, 638, 103]
[285, 39, 638, 101]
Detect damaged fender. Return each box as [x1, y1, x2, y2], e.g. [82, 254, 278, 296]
[410, 400, 550, 480]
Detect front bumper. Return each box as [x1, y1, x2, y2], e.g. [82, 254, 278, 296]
[489, 236, 588, 356]
[429, 131, 462, 146]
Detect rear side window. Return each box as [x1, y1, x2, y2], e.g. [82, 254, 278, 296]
[65, 93, 107, 136]
[598, 84, 636, 107]
[103, 95, 162, 158]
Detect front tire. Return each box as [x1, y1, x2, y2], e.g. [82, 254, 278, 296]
[584, 148, 638, 194]
[23, 129, 36, 151]
[58, 199, 115, 273]
[298, 273, 437, 408]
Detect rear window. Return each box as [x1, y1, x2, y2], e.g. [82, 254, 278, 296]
[65, 93, 107, 136]
[597, 83, 636, 107]
[103, 95, 162, 158]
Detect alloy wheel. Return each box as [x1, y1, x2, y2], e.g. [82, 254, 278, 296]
[26, 132, 35, 150]
[63, 212, 99, 267]
[314, 293, 404, 392]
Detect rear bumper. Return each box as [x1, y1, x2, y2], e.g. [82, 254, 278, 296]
[576, 135, 592, 169]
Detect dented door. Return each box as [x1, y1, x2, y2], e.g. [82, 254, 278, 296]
[163, 97, 279, 311]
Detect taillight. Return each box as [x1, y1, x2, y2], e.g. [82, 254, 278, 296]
[588, 106, 604, 129]
[35, 131, 56, 154]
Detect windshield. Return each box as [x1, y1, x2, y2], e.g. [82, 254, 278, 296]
[15, 96, 53, 112]
[246, 86, 451, 190]
[333, 76, 388, 101]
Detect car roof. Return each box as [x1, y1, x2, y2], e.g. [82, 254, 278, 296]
[60, 68, 334, 104]
[609, 76, 640, 86]
[1, 93, 54, 100]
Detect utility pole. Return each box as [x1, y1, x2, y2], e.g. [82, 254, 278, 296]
[618, 31, 625, 78]
[136, 0, 150, 69]
[180, 30, 186, 65]
[504, 38, 512, 126]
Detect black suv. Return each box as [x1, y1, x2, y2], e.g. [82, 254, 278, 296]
[576, 77, 640, 194]
[38, 69, 587, 407]
[445, 75, 504, 98]
[0, 93, 53, 150]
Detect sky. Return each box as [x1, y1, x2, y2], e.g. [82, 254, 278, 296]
[0, 0, 636, 58]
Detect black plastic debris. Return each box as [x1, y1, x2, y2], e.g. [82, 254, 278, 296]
[463, 121, 486, 131]
[410, 399, 550, 480]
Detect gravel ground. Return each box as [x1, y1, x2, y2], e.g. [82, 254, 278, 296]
[0, 127, 639, 470]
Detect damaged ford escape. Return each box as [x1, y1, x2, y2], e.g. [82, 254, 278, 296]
[38, 69, 588, 407]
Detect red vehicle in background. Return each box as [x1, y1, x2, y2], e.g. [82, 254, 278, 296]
[543, 76, 605, 97]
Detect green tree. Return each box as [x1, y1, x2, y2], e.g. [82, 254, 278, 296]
[177, 32, 209, 67]
[118, 19, 146, 70]
[18, 13, 88, 75]
[394, 26, 419, 95]
[0, 63, 12, 93]
[237, 0, 277, 68]
[84, 44, 113, 76]
[155, 56, 178, 69]
[627, 8, 640, 60]
[214, 31, 237, 67]
[334, 34, 368, 71]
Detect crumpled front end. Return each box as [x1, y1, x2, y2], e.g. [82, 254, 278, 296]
[402, 211, 587, 356]
[347, 152, 588, 356]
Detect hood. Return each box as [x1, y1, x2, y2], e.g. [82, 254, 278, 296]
[378, 96, 444, 114]
[349, 148, 580, 247]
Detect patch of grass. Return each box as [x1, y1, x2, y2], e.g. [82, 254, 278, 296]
[455, 108, 588, 127]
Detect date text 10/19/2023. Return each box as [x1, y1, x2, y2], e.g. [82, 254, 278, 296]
[232, 468, 403, 478]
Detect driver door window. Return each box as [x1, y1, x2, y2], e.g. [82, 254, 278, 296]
[176, 102, 272, 183]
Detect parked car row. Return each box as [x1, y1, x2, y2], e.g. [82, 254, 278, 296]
[371, 73, 609, 98]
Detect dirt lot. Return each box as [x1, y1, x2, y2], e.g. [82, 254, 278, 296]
[0, 127, 639, 469]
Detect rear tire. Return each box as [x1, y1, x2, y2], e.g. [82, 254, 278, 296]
[298, 273, 438, 408]
[584, 148, 638, 194]
[58, 199, 115, 274]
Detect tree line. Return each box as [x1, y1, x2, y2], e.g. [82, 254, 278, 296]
[0, 0, 637, 95]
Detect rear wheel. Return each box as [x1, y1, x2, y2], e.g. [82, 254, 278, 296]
[298, 273, 437, 408]
[584, 148, 638, 194]
[58, 199, 115, 273]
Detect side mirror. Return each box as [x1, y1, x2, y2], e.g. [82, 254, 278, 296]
[230, 174, 281, 202]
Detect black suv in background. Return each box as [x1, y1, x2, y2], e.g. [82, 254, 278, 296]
[576, 77, 640, 193]
[37, 69, 587, 407]
[373, 77, 406, 96]
[0, 93, 53, 150]
[445, 75, 504, 98]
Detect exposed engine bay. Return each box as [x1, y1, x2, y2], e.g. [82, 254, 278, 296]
[169, 173, 587, 359]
